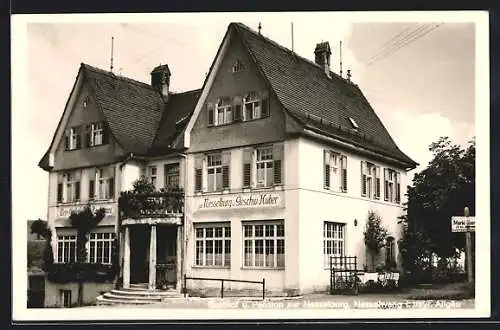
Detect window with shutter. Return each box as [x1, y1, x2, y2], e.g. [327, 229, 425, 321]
[75, 181, 80, 201]
[261, 91, 270, 117]
[243, 149, 252, 188]
[341, 156, 347, 192]
[214, 97, 232, 126]
[207, 153, 223, 192]
[361, 161, 367, 196]
[384, 168, 389, 201]
[57, 183, 63, 203]
[324, 150, 330, 189]
[89, 179, 95, 200]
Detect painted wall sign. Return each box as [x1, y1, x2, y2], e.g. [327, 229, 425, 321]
[451, 216, 475, 232]
[195, 191, 284, 211]
[58, 204, 114, 217]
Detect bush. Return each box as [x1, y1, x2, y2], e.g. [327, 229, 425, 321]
[46, 263, 118, 284]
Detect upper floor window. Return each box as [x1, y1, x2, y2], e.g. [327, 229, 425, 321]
[384, 168, 401, 203]
[148, 166, 157, 187]
[324, 150, 347, 192]
[206, 91, 269, 127]
[361, 161, 380, 199]
[85, 122, 109, 147]
[194, 152, 230, 193]
[164, 163, 180, 190]
[65, 126, 82, 151]
[57, 170, 81, 203]
[94, 166, 115, 200]
[243, 144, 283, 189]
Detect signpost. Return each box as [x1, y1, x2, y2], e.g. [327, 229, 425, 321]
[452, 207, 475, 283]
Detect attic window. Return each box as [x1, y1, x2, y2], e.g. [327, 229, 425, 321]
[348, 117, 359, 130]
[83, 97, 89, 108]
[232, 60, 244, 73]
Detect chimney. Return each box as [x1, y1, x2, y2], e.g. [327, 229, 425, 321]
[314, 42, 332, 78]
[151, 64, 171, 101]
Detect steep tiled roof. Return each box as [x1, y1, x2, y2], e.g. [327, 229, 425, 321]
[82, 64, 165, 154]
[232, 23, 417, 167]
[147, 89, 201, 155]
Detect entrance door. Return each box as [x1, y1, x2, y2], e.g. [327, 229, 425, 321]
[129, 225, 150, 284]
[156, 226, 177, 289]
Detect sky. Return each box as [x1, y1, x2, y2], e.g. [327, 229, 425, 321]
[13, 12, 480, 221]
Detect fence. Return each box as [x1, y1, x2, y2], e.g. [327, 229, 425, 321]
[182, 275, 266, 300]
[329, 255, 359, 295]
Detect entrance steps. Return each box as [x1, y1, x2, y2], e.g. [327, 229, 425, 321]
[96, 284, 184, 306]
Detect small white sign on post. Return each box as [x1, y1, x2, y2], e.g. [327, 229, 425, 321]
[451, 216, 475, 232]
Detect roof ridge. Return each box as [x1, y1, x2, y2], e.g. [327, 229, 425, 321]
[81, 63, 156, 91]
[232, 23, 350, 85]
[171, 88, 202, 96]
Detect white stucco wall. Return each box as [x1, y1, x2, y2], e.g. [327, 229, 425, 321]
[120, 161, 142, 192]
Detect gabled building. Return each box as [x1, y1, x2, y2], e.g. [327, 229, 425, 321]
[39, 22, 416, 304]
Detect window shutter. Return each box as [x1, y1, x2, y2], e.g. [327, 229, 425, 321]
[75, 127, 81, 149]
[194, 155, 203, 192]
[85, 125, 91, 147]
[89, 179, 95, 200]
[396, 172, 401, 203]
[243, 149, 252, 188]
[109, 177, 115, 198]
[64, 130, 70, 150]
[384, 168, 389, 201]
[75, 181, 80, 201]
[375, 166, 381, 199]
[102, 122, 110, 145]
[324, 150, 330, 189]
[341, 155, 347, 192]
[207, 102, 214, 126]
[222, 152, 231, 189]
[261, 91, 270, 117]
[57, 183, 63, 203]
[273, 143, 283, 185]
[361, 161, 366, 196]
[233, 96, 242, 122]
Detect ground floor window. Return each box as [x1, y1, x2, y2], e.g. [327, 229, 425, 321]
[60, 289, 72, 308]
[324, 222, 345, 268]
[385, 236, 395, 266]
[88, 232, 115, 264]
[243, 221, 284, 268]
[194, 223, 231, 267]
[56, 235, 77, 263]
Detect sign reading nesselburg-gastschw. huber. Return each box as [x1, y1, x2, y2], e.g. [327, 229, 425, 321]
[196, 192, 284, 211]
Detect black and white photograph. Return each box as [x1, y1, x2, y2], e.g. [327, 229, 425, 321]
[12, 11, 490, 320]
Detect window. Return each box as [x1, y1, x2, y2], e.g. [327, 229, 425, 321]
[85, 122, 108, 147]
[243, 92, 261, 121]
[64, 171, 81, 203]
[57, 235, 77, 263]
[88, 232, 115, 264]
[96, 167, 115, 200]
[243, 144, 283, 189]
[361, 162, 380, 199]
[208, 97, 232, 126]
[164, 163, 180, 190]
[243, 221, 284, 268]
[385, 236, 395, 266]
[60, 290, 72, 308]
[194, 224, 231, 267]
[195, 152, 230, 192]
[384, 168, 400, 203]
[148, 166, 157, 187]
[232, 59, 244, 73]
[324, 150, 347, 192]
[348, 117, 359, 129]
[323, 222, 345, 267]
[65, 126, 81, 151]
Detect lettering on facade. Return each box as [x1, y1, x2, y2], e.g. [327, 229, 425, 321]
[197, 193, 283, 211]
[58, 204, 113, 217]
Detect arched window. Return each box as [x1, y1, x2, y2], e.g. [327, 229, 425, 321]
[215, 96, 232, 125]
[243, 91, 261, 121]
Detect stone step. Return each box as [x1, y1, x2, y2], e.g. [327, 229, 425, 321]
[96, 295, 156, 306]
[104, 292, 163, 301]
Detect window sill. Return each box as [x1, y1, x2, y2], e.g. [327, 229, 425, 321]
[241, 267, 285, 271]
[207, 115, 270, 128]
[191, 265, 230, 270]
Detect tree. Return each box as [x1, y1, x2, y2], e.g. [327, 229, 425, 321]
[30, 219, 54, 271]
[363, 211, 388, 271]
[405, 137, 475, 258]
[69, 205, 105, 306]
